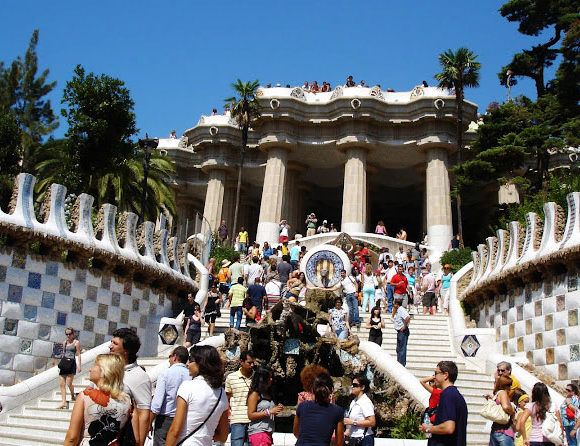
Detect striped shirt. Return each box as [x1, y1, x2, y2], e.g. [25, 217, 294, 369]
[225, 369, 252, 424]
[229, 284, 247, 307]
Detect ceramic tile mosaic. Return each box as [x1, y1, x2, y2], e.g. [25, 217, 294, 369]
[569, 275, 578, 292]
[559, 364, 568, 380]
[570, 309, 578, 326]
[142, 289, 149, 301]
[94, 333, 105, 346]
[20, 339, 32, 354]
[87, 285, 98, 302]
[98, 303, 108, 320]
[525, 285, 532, 303]
[132, 299, 139, 312]
[4, 319, 18, 335]
[38, 324, 51, 340]
[517, 306, 523, 321]
[108, 321, 117, 335]
[56, 311, 67, 325]
[72, 298, 83, 314]
[51, 342, 63, 358]
[23, 305, 37, 321]
[75, 269, 87, 283]
[41, 291, 55, 309]
[545, 281, 553, 297]
[123, 282, 132, 295]
[545, 315, 553, 331]
[84, 316, 94, 331]
[111, 292, 121, 307]
[571, 344, 580, 361]
[140, 315, 147, 328]
[556, 294, 566, 312]
[27, 272, 41, 289]
[11, 251, 26, 269]
[7, 284, 22, 303]
[101, 275, 111, 290]
[0, 265, 6, 282]
[45, 261, 58, 276]
[120, 310, 129, 324]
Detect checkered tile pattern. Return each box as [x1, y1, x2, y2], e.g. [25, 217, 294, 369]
[475, 271, 580, 386]
[0, 249, 173, 385]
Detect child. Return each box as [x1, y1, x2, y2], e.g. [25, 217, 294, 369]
[420, 375, 442, 422]
[247, 367, 284, 446]
[512, 389, 530, 446]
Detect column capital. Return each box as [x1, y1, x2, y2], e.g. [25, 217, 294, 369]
[200, 163, 236, 175]
[257, 139, 298, 153]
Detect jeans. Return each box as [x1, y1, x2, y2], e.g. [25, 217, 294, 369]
[230, 423, 249, 446]
[290, 260, 298, 270]
[239, 242, 247, 254]
[396, 328, 409, 366]
[565, 425, 578, 446]
[153, 414, 173, 446]
[345, 293, 360, 326]
[335, 327, 348, 339]
[230, 306, 243, 330]
[386, 285, 394, 313]
[362, 287, 375, 312]
[489, 432, 514, 446]
[362, 434, 375, 446]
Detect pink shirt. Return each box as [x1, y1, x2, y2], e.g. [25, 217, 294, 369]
[422, 273, 436, 292]
[525, 401, 555, 442]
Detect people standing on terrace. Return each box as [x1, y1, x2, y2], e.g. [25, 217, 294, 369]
[169, 129, 178, 139]
[359, 80, 366, 87]
[375, 220, 387, 236]
[218, 220, 228, 244]
[238, 226, 249, 254]
[345, 75, 356, 87]
[311, 81, 320, 92]
[279, 219, 291, 243]
[302, 81, 310, 91]
[305, 213, 317, 237]
[321, 81, 331, 92]
[396, 227, 407, 241]
[317, 220, 330, 234]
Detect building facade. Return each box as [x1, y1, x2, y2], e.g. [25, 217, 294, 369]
[162, 84, 478, 254]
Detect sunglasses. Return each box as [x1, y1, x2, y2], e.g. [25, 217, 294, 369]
[567, 388, 573, 392]
[497, 368, 507, 373]
[66, 332, 73, 336]
[351, 383, 361, 388]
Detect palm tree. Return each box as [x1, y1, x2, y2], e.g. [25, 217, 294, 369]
[435, 48, 481, 247]
[224, 79, 261, 240]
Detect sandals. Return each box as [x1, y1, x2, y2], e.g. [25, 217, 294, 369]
[57, 402, 69, 409]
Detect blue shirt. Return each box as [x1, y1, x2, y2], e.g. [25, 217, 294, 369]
[296, 400, 343, 446]
[290, 246, 300, 261]
[430, 385, 467, 446]
[263, 247, 274, 257]
[151, 362, 190, 416]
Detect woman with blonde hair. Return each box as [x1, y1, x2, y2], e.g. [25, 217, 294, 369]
[64, 354, 130, 445]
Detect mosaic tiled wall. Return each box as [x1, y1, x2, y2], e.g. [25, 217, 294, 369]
[475, 269, 580, 386]
[0, 248, 173, 385]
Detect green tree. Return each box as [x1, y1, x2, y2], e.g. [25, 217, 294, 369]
[0, 29, 58, 170]
[224, 79, 261, 237]
[0, 111, 23, 206]
[435, 48, 481, 246]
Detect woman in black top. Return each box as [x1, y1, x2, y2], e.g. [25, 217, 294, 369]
[365, 306, 384, 346]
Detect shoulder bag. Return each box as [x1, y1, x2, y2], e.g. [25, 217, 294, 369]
[480, 393, 510, 425]
[177, 388, 223, 446]
[346, 403, 369, 446]
[541, 410, 565, 445]
[57, 341, 75, 375]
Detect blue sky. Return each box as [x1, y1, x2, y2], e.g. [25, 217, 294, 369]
[2, 0, 554, 140]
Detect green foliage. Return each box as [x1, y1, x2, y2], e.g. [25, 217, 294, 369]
[0, 111, 23, 207]
[209, 232, 238, 270]
[440, 248, 473, 273]
[435, 48, 481, 95]
[387, 410, 425, 439]
[0, 29, 58, 171]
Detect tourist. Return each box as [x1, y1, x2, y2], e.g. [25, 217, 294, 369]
[344, 375, 376, 446]
[318, 220, 330, 233]
[150, 346, 190, 446]
[170, 129, 178, 139]
[391, 264, 409, 310]
[109, 328, 152, 446]
[423, 80, 429, 87]
[374, 269, 385, 306]
[212, 108, 218, 115]
[297, 364, 334, 405]
[263, 259, 278, 284]
[359, 80, 366, 87]
[305, 213, 318, 237]
[356, 243, 370, 264]
[281, 240, 290, 257]
[184, 303, 204, 347]
[378, 247, 391, 266]
[516, 382, 562, 446]
[247, 276, 267, 316]
[229, 277, 247, 330]
[278, 254, 293, 296]
[361, 263, 377, 312]
[299, 245, 307, 263]
[57, 327, 81, 409]
[230, 253, 245, 287]
[420, 374, 442, 425]
[561, 383, 579, 445]
[405, 265, 418, 314]
[326, 297, 350, 340]
[448, 233, 461, 251]
[63, 354, 130, 446]
[393, 299, 410, 366]
[495, 361, 521, 397]
[302, 81, 310, 91]
[206, 257, 217, 285]
[286, 271, 305, 301]
[375, 221, 387, 236]
[419, 361, 468, 445]
[202, 283, 222, 337]
[225, 351, 255, 446]
[265, 268, 282, 309]
[290, 240, 301, 270]
[247, 367, 284, 446]
[438, 264, 453, 314]
[486, 375, 515, 445]
[329, 223, 338, 232]
[242, 297, 259, 329]
[217, 259, 231, 296]
[182, 293, 197, 343]
[366, 306, 384, 346]
[246, 256, 263, 286]
[512, 389, 530, 446]
[321, 81, 331, 92]
[345, 75, 356, 87]
[421, 263, 437, 315]
[263, 241, 274, 258]
[311, 81, 320, 92]
[327, 269, 360, 328]
[298, 272, 308, 301]
[251, 243, 260, 259]
[396, 228, 407, 241]
[279, 219, 291, 243]
[218, 220, 228, 244]
[383, 259, 397, 313]
[165, 346, 229, 446]
[395, 246, 406, 265]
[238, 226, 249, 254]
[294, 372, 345, 446]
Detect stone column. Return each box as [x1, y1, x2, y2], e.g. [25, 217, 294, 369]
[221, 184, 236, 244]
[341, 148, 367, 233]
[425, 147, 453, 253]
[283, 164, 303, 239]
[202, 168, 226, 235]
[256, 148, 288, 245]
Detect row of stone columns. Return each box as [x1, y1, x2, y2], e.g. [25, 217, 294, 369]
[201, 146, 453, 253]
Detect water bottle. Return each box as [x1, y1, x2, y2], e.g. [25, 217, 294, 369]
[423, 412, 432, 438]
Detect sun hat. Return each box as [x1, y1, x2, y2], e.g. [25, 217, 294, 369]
[221, 259, 231, 267]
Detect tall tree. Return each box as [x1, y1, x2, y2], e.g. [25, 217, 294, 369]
[0, 111, 23, 206]
[224, 79, 261, 239]
[0, 30, 58, 170]
[435, 48, 481, 246]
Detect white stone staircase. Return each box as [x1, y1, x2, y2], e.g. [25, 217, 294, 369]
[0, 310, 493, 445]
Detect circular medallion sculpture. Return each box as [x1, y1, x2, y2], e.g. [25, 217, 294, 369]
[300, 244, 351, 288]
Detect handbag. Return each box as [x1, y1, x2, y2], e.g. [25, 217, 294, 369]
[566, 405, 576, 420]
[58, 357, 75, 374]
[480, 394, 510, 424]
[177, 388, 223, 446]
[542, 410, 565, 445]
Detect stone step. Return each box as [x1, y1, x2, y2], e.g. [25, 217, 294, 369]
[0, 432, 62, 446]
[8, 414, 71, 429]
[22, 406, 73, 419]
[0, 422, 67, 439]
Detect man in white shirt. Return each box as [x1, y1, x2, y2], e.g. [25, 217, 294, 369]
[421, 263, 437, 315]
[383, 260, 398, 313]
[328, 269, 360, 328]
[395, 246, 407, 265]
[245, 256, 262, 286]
[393, 299, 410, 366]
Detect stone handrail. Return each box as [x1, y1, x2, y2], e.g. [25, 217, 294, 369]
[0, 173, 198, 292]
[462, 194, 578, 301]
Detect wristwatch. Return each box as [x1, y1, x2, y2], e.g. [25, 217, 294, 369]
[353, 420, 358, 426]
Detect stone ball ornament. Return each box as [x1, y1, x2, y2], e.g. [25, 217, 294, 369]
[300, 244, 351, 288]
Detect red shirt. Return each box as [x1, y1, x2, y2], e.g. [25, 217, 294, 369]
[392, 273, 408, 294]
[429, 388, 442, 422]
